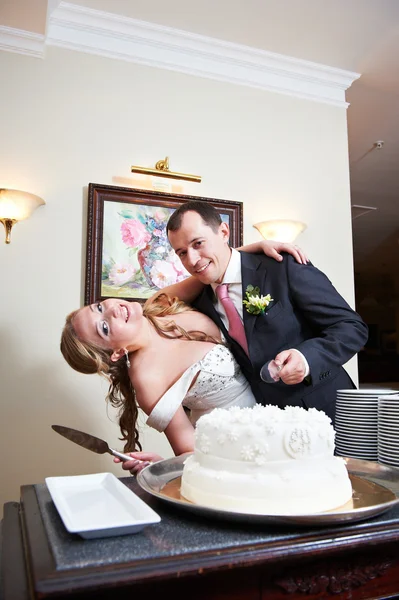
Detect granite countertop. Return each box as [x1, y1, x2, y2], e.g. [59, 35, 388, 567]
[34, 474, 399, 573]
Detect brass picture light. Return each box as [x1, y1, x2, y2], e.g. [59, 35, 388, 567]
[131, 156, 201, 183]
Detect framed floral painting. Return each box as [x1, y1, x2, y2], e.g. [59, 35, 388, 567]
[85, 184, 243, 304]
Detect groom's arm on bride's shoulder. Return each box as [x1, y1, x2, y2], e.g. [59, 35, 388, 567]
[152, 275, 206, 305]
[238, 240, 309, 265]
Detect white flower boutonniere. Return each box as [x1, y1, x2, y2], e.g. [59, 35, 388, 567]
[243, 285, 273, 315]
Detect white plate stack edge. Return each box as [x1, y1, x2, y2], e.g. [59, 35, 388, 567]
[335, 388, 399, 461]
[378, 394, 399, 468]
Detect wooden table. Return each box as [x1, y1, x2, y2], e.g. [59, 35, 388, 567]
[2, 476, 399, 600]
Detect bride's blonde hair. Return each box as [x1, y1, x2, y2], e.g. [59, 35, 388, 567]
[60, 294, 219, 452]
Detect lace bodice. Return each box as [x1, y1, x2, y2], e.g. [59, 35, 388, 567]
[146, 345, 256, 432]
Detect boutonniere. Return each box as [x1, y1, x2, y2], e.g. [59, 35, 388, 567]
[243, 285, 273, 315]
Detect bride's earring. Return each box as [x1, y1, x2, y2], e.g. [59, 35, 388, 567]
[125, 350, 131, 368]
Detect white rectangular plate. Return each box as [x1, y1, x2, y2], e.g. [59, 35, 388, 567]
[45, 472, 161, 539]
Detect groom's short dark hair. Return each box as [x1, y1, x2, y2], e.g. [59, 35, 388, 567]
[167, 201, 222, 235]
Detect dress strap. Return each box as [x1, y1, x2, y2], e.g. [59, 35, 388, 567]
[146, 363, 199, 432]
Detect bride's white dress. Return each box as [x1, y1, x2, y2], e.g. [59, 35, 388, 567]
[146, 344, 256, 432]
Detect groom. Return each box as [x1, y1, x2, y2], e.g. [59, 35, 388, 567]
[166, 201, 368, 424]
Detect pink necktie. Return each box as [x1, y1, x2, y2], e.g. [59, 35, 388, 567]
[216, 284, 249, 356]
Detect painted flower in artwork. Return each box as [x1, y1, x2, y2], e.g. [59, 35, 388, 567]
[102, 203, 192, 300]
[167, 249, 190, 280]
[150, 259, 180, 288]
[109, 263, 136, 286]
[121, 219, 151, 249]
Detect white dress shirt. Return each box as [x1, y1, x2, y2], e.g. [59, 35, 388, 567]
[211, 248, 310, 377]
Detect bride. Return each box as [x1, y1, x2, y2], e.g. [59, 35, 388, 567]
[61, 293, 256, 470]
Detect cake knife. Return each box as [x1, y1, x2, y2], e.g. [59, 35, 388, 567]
[51, 424, 135, 463]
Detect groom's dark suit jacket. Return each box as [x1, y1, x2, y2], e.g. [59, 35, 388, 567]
[193, 252, 368, 424]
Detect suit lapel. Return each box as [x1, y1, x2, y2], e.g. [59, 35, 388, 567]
[240, 252, 268, 347]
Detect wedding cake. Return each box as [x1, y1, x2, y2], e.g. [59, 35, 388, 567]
[180, 404, 352, 514]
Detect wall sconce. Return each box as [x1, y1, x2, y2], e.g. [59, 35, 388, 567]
[0, 189, 45, 244]
[253, 219, 307, 243]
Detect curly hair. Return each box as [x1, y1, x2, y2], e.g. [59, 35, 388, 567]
[60, 294, 220, 452]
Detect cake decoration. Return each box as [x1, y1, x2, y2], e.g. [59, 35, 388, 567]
[180, 404, 352, 515]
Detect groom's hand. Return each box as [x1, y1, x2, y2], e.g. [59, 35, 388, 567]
[274, 350, 307, 385]
[261, 241, 309, 265]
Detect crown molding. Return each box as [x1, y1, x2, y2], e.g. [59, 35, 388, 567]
[3, 2, 361, 107]
[0, 25, 45, 58]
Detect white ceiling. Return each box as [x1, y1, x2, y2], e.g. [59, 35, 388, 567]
[3, 0, 399, 275]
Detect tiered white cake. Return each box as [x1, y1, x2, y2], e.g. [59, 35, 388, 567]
[180, 404, 353, 514]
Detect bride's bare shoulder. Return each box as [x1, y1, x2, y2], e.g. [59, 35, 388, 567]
[132, 365, 168, 414]
[173, 310, 221, 338]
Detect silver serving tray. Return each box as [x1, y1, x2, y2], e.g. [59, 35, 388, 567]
[137, 455, 399, 526]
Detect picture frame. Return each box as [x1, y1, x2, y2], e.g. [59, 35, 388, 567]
[85, 183, 243, 305]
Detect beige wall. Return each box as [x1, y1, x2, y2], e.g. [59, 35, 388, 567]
[0, 46, 356, 514]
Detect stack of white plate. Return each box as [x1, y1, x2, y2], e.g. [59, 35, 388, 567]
[335, 389, 398, 461]
[378, 394, 399, 467]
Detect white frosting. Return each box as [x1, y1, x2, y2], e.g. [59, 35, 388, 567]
[180, 404, 352, 514]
